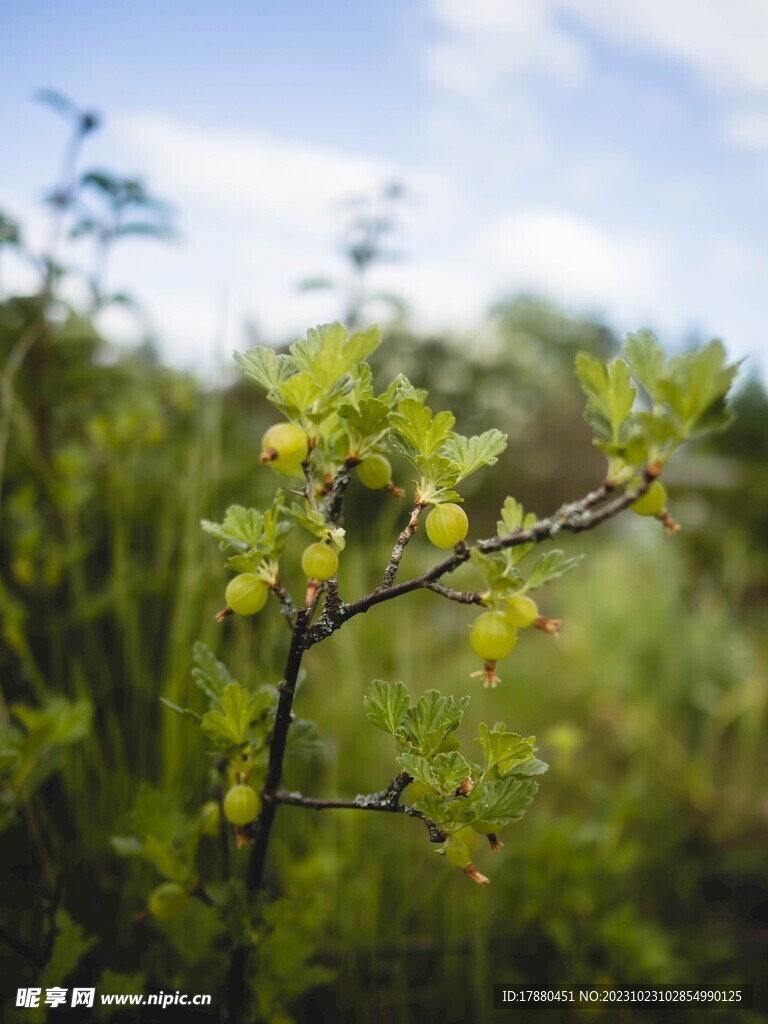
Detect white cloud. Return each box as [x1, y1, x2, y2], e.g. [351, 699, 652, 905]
[426, 0, 768, 101]
[723, 106, 768, 153]
[114, 113, 456, 241]
[484, 209, 665, 313]
[425, 0, 587, 97]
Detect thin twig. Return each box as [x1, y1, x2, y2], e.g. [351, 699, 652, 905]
[425, 580, 484, 605]
[382, 503, 424, 587]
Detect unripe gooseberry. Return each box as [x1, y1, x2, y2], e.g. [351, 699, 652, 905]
[443, 834, 472, 868]
[425, 503, 469, 549]
[471, 820, 500, 836]
[301, 542, 338, 581]
[260, 422, 308, 473]
[470, 611, 517, 661]
[630, 479, 667, 517]
[148, 882, 187, 921]
[223, 784, 260, 826]
[225, 573, 268, 615]
[504, 594, 538, 628]
[357, 454, 392, 490]
[200, 800, 221, 837]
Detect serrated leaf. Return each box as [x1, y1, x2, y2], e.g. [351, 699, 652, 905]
[201, 505, 264, 553]
[41, 909, 96, 991]
[159, 698, 202, 726]
[363, 680, 410, 736]
[470, 549, 520, 592]
[286, 719, 324, 760]
[236, 346, 296, 393]
[526, 549, 584, 590]
[191, 642, 236, 702]
[290, 323, 381, 390]
[235, 346, 296, 393]
[389, 398, 455, 459]
[497, 498, 538, 564]
[663, 340, 739, 437]
[575, 353, 636, 445]
[398, 751, 472, 795]
[428, 751, 473, 793]
[475, 723, 541, 780]
[466, 776, 539, 826]
[625, 331, 665, 398]
[401, 690, 469, 757]
[338, 397, 391, 446]
[412, 791, 469, 829]
[201, 683, 274, 749]
[442, 429, 508, 482]
[276, 371, 325, 418]
[398, 753, 434, 788]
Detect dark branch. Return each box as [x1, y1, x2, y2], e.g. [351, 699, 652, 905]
[271, 580, 296, 630]
[304, 472, 650, 647]
[321, 458, 355, 526]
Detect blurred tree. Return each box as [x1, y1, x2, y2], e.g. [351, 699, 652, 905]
[298, 180, 408, 327]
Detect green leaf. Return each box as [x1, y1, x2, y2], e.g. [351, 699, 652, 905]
[475, 723, 545, 780]
[397, 753, 434, 788]
[497, 498, 538, 565]
[428, 751, 473, 793]
[159, 698, 202, 727]
[363, 680, 410, 736]
[201, 683, 274, 749]
[625, 331, 665, 398]
[276, 371, 326, 418]
[525, 549, 584, 590]
[235, 346, 296, 393]
[442, 429, 508, 481]
[389, 398, 455, 460]
[466, 776, 539, 826]
[575, 353, 636, 444]
[290, 323, 381, 390]
[398, 751, 472, 795]
[201, 505, 264, 553]
[41, 909, 96, 990]
[470, 549, 521, 592]
[338, 397, 391, 448]
[401, 690, 469, 757]
[191, 642, 236, 702]
[286, 719, 324, 760]
[662, 340, 739, 437]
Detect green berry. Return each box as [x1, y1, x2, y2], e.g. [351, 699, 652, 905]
[470, 611, 517, 661]
[425, 503, 469, 549]
[223, 784, 260, 826]
[301, 542, 338, 581]
[357, 454, 392, 489]
[443, 834, 472, 868]
[226, 573, 268, 615]
[148, 882, 187, 921]
[200, 800, 221, 837]
[504, 594, 538, 628]
[630, 480, 666, 517]
[260, 422, 308, 473]
[471, 821, 500, 836]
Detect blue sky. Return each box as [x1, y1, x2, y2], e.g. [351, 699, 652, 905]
[2, 1, 768, 377]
